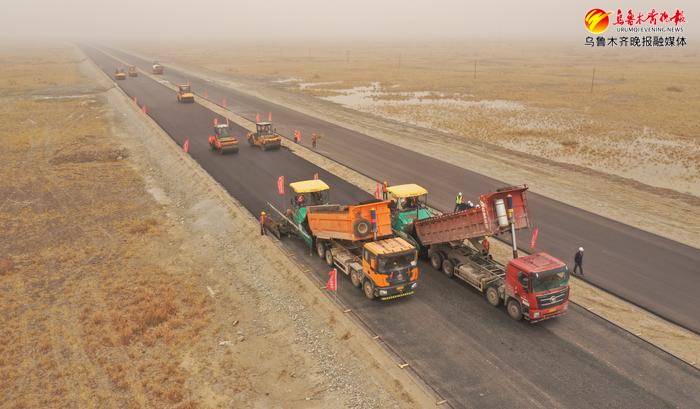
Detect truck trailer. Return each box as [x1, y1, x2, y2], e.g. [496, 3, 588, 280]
[399, 184, 570, 322]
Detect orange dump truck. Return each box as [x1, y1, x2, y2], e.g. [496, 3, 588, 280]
[267, 180, 419, 300]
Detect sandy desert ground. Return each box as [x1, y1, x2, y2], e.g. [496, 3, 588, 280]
[134, 40, 699, 197]
[0, 43, 432, 409]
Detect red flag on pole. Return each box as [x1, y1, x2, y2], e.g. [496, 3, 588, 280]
[375, 183, 382, 199]
[313, 172, 319, 180]
[529, 227, 539, 251]
[183, 138, 190, 153]
[277, 176, 285, 196]
[325, 268, 337, 292]
[222, 97, 228, 108]
[213, 117, 218, 126]
[142, 105, 148, 114]
[268, 112, 272, 122]
[133, 96, 138, 104]
[203, 90, 208, 98]
[256, 113, 260, 123]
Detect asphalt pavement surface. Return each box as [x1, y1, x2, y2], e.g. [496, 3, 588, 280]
[84, 46, 700, 408]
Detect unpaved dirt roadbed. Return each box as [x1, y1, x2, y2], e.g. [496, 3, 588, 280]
[0, 44, 432, 408]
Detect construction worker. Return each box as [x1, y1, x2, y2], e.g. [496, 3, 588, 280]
[382, 181, 389, 200]
[481, 236, 491, 257]
[574, 247, 584, 276]
[312, 133, 318, 148]
[454, 192, 463, 212]
[259, 211, 267, 236]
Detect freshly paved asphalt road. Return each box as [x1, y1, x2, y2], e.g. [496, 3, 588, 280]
[106, 47, 700, 334]
[85, 46, 700, 408]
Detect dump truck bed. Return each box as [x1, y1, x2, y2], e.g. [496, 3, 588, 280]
[415, 185, 530, 246]
[307, 200, 392, 241]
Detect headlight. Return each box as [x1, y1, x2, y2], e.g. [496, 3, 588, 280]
[533, 312, 540, 318]
[379, 289, 388, 296]
[411, 282, 417, 289]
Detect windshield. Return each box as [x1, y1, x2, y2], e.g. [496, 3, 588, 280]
[217, 127, 230, 137]
[377, 251, 415, 274]
[180, 86, 191, 92]
[531, 268, 569, 293]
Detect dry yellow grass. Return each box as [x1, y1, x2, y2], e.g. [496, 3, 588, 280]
[0, 46, 212, 408]
[132, 40, 700, 195]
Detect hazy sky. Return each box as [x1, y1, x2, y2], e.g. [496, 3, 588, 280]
[0, 1, 695, 41]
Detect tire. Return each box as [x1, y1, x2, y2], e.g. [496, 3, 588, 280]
[315, 240, 326, 259]
[363, 280, 376, 300]
[507, 299, 523, 321]
[442, 259, 455, 278]
[324, 248, 334, 266]
[350, 270, 362, 288]
[352, 218, 371, 237]
[486, 286, 500, 307]
[430, 252, 443, 270]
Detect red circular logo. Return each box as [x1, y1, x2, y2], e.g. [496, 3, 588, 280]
[585, 8, 612, 34]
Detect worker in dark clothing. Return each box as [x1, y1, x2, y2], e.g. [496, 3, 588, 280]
[574, 247, 584, 275]
[260, 211, 267, 236]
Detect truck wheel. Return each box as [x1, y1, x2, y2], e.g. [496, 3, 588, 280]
[507, 299, 523, 321]
[363, 280, 376, 300]
[430, 252, 443, 270]
[315, 240, 326, 259]
[442, 259, 455, 278]
[324, 249, 334, 266]
[486, 287, 500, 307]
[352, 219, 371, 237]
[350, 270, 362, 288]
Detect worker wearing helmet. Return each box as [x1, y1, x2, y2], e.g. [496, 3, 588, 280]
[574, 247, 584, 276]
[454, 192, 463, 212]
[260, 211, 267, 236]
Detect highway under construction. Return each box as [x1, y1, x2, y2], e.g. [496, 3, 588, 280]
[82, 45, 700, 409]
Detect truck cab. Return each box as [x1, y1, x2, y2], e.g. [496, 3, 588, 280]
[504, 253, 570, 322]
[361, 237, 419, 300]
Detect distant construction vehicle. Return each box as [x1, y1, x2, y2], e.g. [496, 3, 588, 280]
[246, 121, 281, 151]
[152, 62, 164, 75]
[393, 184, 570, 322]
[208, 122, 239, 154]
[128, 65, 138, 77]
[176, 84, 194, 103]
[114, 68, 127, 80]
[265, 179, 419, 300]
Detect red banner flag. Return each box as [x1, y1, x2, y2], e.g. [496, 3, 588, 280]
[375, 183, 381, 199]
[203, 90, 208, 98]
[325, 268, 337, 292]
[268, 112, 272, 122]
[142, 105, 147, 114]
[313, 172, 319, 180]
[256, 113, 260, 123]
[222, 97, 228, 108]
[213, 117, 218, 126]
[294, 130, 301, 143]
[183, 138, 190, 153]
[277, 176, 285, 196]
[133, 96, 138, 104]
[530, 227, 539, 251]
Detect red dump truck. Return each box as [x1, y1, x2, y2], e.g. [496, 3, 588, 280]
[267, 180, 419, 300]
[414, 185, 570, 322]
